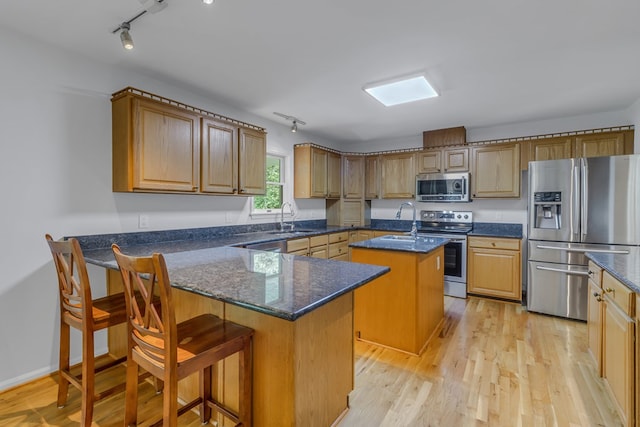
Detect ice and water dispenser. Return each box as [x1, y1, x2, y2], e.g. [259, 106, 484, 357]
[533, 192, 561, 229]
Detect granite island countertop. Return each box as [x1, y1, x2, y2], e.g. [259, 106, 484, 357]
[83, 244, 389, 321]
[586, 247, 640, 293]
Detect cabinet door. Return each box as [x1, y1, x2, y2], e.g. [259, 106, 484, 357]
[587, 280, 604, 375]
[467, 246, 521, 300]
[327, 152, 342, 198]
[443, 147, 469, 172]
[471, 143, 520, 198]
[343, 155, 364, 199]
[529, 137, 574, 162]
[364, 155, 379, 199]
[416, 150, 441, 174]
[311, 148, 328, 197]
[380, 152, 415, 199]
[133, 98, 199, 192]
[603, 296, 635, 426]
[201, 118, 238, 194]
[238, 128, 266, 195]
[576, 132, 625, 158]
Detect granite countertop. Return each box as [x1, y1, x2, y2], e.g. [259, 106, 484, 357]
[349, 235, 449, 254]
[586, 248, 640, 293]
[467, 222, 523, 239]
[84, 245, 388, 321]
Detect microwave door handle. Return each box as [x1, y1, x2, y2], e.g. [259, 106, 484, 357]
[462, 175, 467, 197]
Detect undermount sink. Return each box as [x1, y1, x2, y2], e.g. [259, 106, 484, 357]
[264, 229, 316, 235]
[380, 235, 416, 241]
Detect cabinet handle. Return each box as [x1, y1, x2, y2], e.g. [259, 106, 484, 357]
[238, 188, 244, 193]
[587, 270, 593, 277]
[233, 188, 238, 194]
[604, 287, 614, 294]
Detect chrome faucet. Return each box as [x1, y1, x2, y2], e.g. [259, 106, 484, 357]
[280, 202, 295, 231]
[395, 202, 418, 238]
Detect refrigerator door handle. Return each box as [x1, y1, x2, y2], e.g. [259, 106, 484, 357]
[581, 159, 588, 240]
[535, 244, 630, 255]
[572, 164, 580, 240]
[535, 265, 590, 276]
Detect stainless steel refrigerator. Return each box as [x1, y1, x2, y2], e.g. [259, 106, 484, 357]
[527, 154, 640, 321]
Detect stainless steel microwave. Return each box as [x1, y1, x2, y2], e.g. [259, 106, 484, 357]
[415, 172, 470, 202]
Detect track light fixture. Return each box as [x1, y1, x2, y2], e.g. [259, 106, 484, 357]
[203, 0, 215, 4]
[119, 22, 134, 50]
[111, 0, 168, 50]
[273, 112, 306, 133]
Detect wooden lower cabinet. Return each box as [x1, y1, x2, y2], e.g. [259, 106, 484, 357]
[467, 237, 522, 301]
[601, 271, 636, 427]
[328, 232, 349, 261]
[309, 235, 329, 259]
[587, 263, 604, 374]
[352, 246, 444, 355]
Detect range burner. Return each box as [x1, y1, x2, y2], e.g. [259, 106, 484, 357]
[418, 210, 473, 235]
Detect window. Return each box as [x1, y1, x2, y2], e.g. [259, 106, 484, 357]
[252, 154, 285, 214]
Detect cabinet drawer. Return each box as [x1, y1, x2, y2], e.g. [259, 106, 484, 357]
[588, 261, 603, 288]
[309, 235, 329, 248]
[602, 271, 635, 317]
[468, 236, 520, 251]
[329, 231, 349, 244]
[329, 241, 349, 259]
[287, 238, 309, 253]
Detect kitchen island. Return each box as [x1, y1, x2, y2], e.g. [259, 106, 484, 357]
[83, 244, 389, 427]
[350, 235, 447, 355]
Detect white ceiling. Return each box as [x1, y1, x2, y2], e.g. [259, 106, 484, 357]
[2, 0, 640, 145]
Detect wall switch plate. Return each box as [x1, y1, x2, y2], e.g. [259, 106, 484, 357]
[138, 214, 149, 229]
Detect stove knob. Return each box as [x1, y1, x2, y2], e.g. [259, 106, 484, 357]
[463, 214, 469, 219]
[457, 214, 461, 219]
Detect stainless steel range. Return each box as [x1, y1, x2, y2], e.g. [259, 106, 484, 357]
[418, 210, 473, 298]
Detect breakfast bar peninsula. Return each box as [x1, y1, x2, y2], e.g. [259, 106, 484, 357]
[82, 240, 389, 427]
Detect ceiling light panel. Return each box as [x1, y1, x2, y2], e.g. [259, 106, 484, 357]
[364, 75, 438, 107]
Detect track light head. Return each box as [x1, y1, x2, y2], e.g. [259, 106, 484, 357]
[291, 121, 298, 133]
[119, 22, 134, 50]
[202, 0, 215, 4]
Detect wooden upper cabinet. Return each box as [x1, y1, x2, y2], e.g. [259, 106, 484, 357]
[238, 128, 266, 195]
[529, 137, 574, 163]
[471, 142, 520, 198]
[443, 147, 469, 172]
[343, 155, 364, 199]
[113, 95, 200, 192]
[525, 131, 633, 169]
[327, 152, 342, 199]
[416, 147, 468, 174]
[112, 88, 266, 196]
[200, 118, 238, 194]
[416, 150, 441, 174]
[380, 152, 415, 199]
[294, 145, 328, 198]
[576, 132, 625, 158]
[200, 120, 266, 195]
[364, 155, 379, 199]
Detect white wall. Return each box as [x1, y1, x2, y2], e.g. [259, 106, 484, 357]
[0, 26, 330, 390]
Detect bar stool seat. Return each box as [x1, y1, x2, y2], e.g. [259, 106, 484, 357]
[112, 244, 254, 427]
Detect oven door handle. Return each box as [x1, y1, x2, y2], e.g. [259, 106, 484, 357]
[535, 265, 590, 276]
[535, 244, 629, 255]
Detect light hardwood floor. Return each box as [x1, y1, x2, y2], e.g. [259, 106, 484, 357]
[0, 297, 623, 426]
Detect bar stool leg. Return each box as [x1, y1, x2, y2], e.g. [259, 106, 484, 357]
[81, 329, 95, 427]
[57, 321, 71, 408]
[239, 337, 252, 427]
[124, 356, 140, 427]
[200, 366, 212, 424]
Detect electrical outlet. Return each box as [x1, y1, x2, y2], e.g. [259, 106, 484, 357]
[138, 214, 149, 229]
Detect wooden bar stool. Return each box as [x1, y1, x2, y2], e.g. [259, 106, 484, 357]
[112, 244, 254, 427]
[45, 234, 130, 426]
